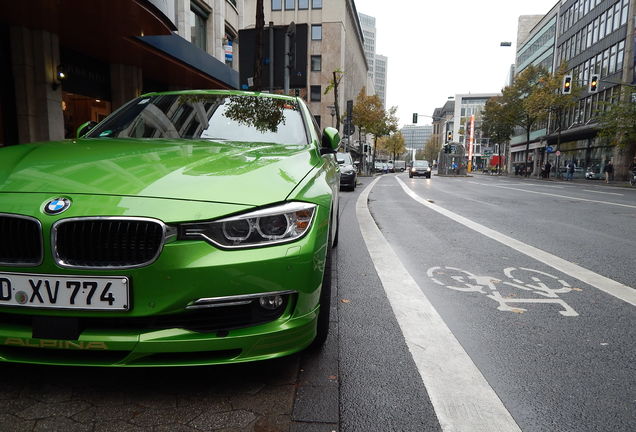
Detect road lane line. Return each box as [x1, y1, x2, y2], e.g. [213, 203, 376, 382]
[396, 177, 636, 307]
[582, 189, 623, 196]
[490, 184, 636, 208]
[357, 177, 522, 432]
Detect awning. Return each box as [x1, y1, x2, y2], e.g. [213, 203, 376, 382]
[1, 0, 237, 90]
[131, 34, 239, 90]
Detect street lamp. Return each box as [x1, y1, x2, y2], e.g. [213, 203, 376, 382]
[328, 105, 336, 127]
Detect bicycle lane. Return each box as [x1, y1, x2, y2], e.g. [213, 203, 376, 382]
[362, 176, 636, 432]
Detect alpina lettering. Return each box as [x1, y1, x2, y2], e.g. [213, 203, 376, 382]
[3, 338, 108, 350]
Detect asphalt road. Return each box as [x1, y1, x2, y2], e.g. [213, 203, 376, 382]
[1, 172, 634, 431]
[336, 172, 635, 432]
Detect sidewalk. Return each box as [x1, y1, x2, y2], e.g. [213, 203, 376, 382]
[488, 172, 634, 188]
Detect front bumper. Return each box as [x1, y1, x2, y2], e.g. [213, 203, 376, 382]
[410, 170, 431, 177]
[0, 195, 330, 366]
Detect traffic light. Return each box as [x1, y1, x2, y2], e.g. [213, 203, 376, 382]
[562, 74, 572, 94]
[443, 144, 451, 153]
[412, 113, 418, 123]
[589, 74, 599, 93]
[446, 131, 453, 142]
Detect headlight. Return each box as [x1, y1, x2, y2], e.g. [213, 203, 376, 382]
[344, 169, 355, 175]
[411, 168, 416, 172]
[427, 167, 431, 171]
[179, 202, 316, 249]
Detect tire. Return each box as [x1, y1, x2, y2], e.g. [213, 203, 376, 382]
[332, 206, 339, 248]
[310, 228, 333, 349]
[409, 174, 413, 178]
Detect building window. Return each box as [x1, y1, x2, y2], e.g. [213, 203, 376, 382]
[616, 40, 625, 71]
[299, 0, 309, 9]
[312, 0, 322, 9]
[310, 85, 321, 101]
[314, 115, 321, 127]
[311, 55, 322, 71]
[311, 24, 322, 40]
[190, 2, 209, 51]
[285, 0, 294, 10]
[272, 0, 282, 11]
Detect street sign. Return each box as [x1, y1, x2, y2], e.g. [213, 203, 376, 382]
[546, 146, 554, 153]
[556, 150, 561, 156]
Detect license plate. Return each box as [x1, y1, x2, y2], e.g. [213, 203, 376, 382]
[0, 272, 129, 311]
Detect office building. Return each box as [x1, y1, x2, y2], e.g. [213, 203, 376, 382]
[243, 0, 368, 130]
[401, 125, 432, 152]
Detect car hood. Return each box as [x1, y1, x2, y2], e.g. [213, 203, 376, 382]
[0, 139, 319, 206]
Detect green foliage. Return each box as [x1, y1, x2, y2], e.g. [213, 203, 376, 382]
[324, 69, 343, 95]
[597, 86, 636, 150]
[481, 96, 515, 145]
[422, 136, 442, 162]
[378, 132, 406, 160]
[352, 88, 399, 167]
[482, 63, 579, 144]
[223, 96, 287, 133]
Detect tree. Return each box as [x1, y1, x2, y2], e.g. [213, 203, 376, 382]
[324, 69, 344, 132]
[482, 96, 515, 173]
[502, 65, 550, 176]
[422, 136, 442, 163]
[352, 88, 398, 170]
[597, 85, 636, 180]
[535, 62, 579, 172]
[481, 63, 580, 175]
[378, 132, 406, 162]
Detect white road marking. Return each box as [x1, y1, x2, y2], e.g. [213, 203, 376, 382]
[426, 266, 579, 317]
[489, 183, 636, 209]
[356, 177, 522, 432]
[396, 177, 636, 307]
[582, 189, 623, 196]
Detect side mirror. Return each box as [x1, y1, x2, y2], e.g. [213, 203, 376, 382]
[321, 127, 340, 155]
[76, 121, 98, 138]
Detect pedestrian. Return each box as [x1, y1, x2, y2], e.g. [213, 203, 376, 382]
[603, 160, 614, 183]
[545, 161, 551, 179]
[566, 161, 575, 181]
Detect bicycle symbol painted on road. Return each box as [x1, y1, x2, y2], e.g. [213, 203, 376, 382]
[426, 266, 579, 317]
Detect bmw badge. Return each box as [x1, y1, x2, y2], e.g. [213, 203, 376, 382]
[44, 198, 71, 215]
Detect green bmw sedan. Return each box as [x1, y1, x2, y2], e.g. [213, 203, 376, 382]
[0, 90, 340, 366]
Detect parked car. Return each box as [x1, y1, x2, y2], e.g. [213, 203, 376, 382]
[409, 160, 432, 178]
[393, 160, 407, 172]
[585, 165, 603, 180]
[0, 90, 341, 367]
[336, 152, 357, 191]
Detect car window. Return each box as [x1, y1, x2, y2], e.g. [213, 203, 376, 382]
[336, 153, 352, 164]
[86, 94, 309, 146]
[413, 160, 429, 167]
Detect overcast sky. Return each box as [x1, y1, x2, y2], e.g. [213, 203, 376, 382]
[354, 0, 561, 127]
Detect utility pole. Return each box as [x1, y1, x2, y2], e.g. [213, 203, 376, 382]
[284, 22, 296, 95]
[268, 22, 274, 92]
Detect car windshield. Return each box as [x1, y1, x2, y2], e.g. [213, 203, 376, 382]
[86, 93, 309, 146]
[336, 153, 353, 164]
[413, 160, 429, 167]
